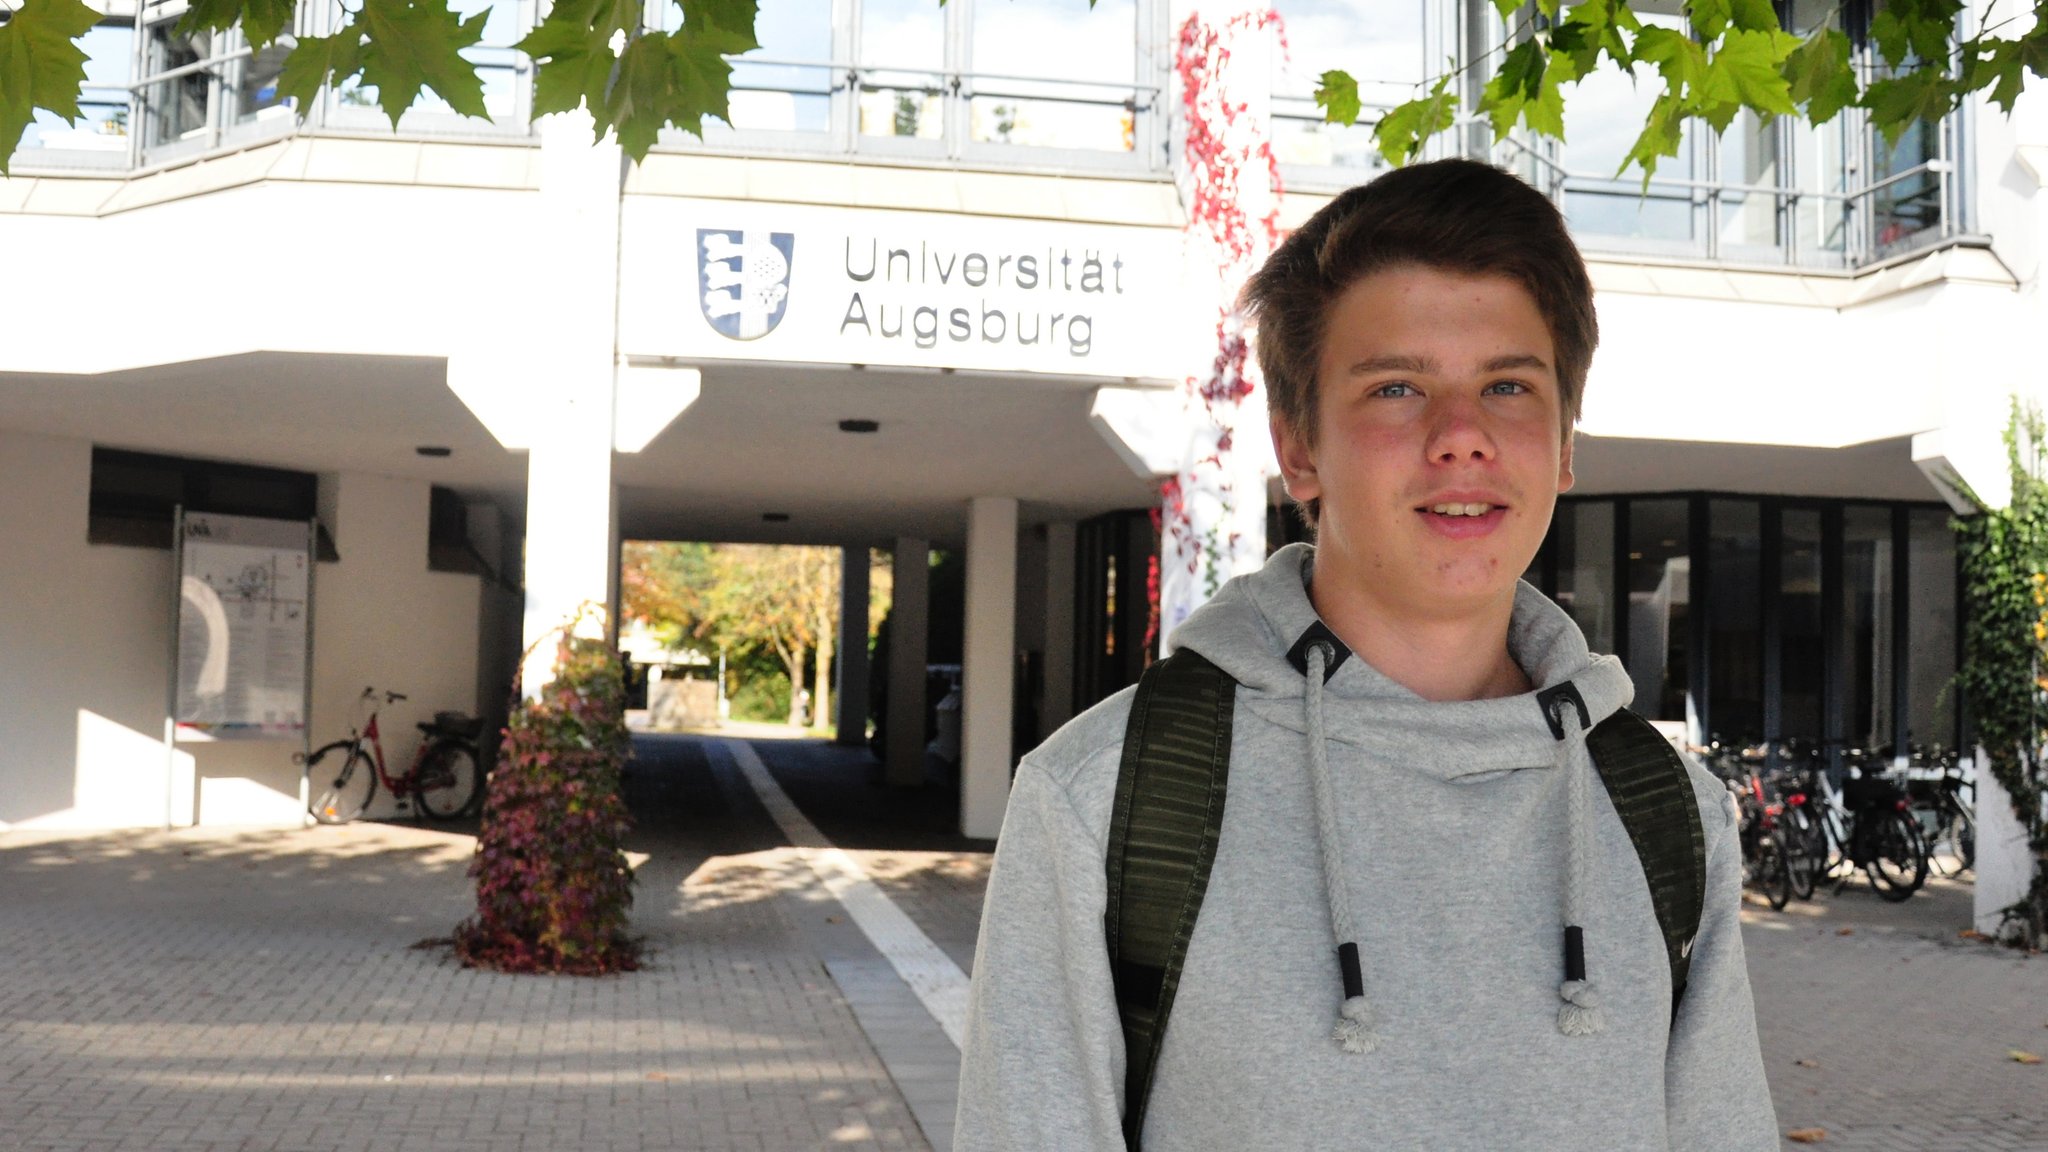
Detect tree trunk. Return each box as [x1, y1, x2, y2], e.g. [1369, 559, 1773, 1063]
[811, 626, 834, 735]
[774, 639, 805, 728]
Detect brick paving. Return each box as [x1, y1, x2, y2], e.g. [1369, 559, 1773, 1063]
[2, 732, 2043, 1151]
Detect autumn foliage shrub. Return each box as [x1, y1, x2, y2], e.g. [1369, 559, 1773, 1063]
[455, 630, 639, 974]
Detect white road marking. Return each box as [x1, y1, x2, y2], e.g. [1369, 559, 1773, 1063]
[724, 739, 970, 1049]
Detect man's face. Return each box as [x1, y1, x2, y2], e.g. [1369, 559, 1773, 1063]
[1274, 263, 1574, 623]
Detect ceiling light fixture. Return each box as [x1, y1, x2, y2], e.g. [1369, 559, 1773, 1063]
[763, 512, 791, 523]
[838, 419, 880, 433]
[415, 445, 453, 458]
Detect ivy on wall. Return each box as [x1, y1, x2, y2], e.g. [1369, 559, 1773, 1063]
[1951, 398, 2048, 948]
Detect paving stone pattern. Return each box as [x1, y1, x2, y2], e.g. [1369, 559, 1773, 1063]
[0, 736, 926, 1152]
[4, 732, 2045, 1152]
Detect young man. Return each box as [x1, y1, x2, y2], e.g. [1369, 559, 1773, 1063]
[954, 159, 1777, 1150]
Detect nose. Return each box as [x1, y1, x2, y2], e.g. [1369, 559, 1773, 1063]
[1424, 396, 1498, 464]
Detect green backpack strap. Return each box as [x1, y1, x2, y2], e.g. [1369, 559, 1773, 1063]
[1584, 708, 1707, 1020]
[1104, 648, 1235, 1151]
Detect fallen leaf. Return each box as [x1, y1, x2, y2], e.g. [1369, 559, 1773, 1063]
[646, 1071, 668, 1081]
[2011, 1051, 2043, 1065]
[1960, 929, 1988, 940]
[1786, 1127, 1827, 1143]
[1794, 1058, 1819, 1068]
[1837, 928, 1855, 936]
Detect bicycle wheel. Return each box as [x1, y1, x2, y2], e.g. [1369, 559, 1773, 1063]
[1866, 810, 1928, 902]
[1757, 831, 1794, 910]
[310, 747, 377, 824]
[1782, 809, 1818, 900]
[414, 742, 480, 820]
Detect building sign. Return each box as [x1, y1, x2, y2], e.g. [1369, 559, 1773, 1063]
[622, 199, 1190, 379]
[174, 512, 313, 740]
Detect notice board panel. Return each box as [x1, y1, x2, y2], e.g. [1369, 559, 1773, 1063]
[174, 512, 313, 740]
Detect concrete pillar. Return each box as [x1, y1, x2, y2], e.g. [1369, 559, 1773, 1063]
[1041, 521, 1077, 738]
[962, 497, 1019, 839]
[836, 546, 872, 747]
[886, 538, 930, 787]
[520, 110, 624, 696]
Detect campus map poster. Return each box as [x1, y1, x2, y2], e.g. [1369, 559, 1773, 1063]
[174, 512, 312, 740]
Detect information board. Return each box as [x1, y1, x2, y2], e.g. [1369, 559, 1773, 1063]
[174, 512, 313, 740]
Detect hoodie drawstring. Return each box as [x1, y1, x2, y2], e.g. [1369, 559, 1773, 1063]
[1302, 641, 1378, 1053]
[1541, 683, 1605, 1038]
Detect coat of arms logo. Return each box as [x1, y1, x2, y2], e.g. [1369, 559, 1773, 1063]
[697, 229, 795, 340]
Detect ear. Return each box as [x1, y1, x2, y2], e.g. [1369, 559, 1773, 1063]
[1556, 428, 1576, 495]
[1273, 415, 1322, 505]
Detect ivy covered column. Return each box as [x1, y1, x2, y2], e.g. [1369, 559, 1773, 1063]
[1159, 0, 1284, 648]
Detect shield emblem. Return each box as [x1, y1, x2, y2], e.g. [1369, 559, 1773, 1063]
[698, 229, 795, 340]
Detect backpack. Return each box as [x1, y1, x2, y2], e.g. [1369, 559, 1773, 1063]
[1104, 647, 1707, 1150]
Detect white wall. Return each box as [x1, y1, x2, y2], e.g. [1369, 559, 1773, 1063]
[0, 427, 486, 829]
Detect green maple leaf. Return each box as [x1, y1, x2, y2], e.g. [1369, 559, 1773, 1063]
[518, 0, 644, 121]
[661, 22, 752, 135]
[276, 26, 365, 115]
[1315, 69, 1362, 126]
[0, 0, 98, 175]
[1698, 28, 1798, 121]
[1783, 27, 1857, 123]
[1480, 38, 1547, 137]
[1489, 0, 1524, 22]
[1619, 89, 1685, 185]
[177, 0, 298, 51]
[606, 34, 678, 159]
[1525, 47, 1578, 139]
[357, 0, 490, 128]
[1688, 0, 1733, 40]
[1864, 70, 1955, 148]
[1727, 0, 1780, 34]
[1960, 31, 2048, 115]
[1372, 73, 1457, 166]
[681, 0, 761, 47]
[1634, 25, 1708, 95]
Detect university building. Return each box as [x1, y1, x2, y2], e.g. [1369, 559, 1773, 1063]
[1, 0, 2031, 920]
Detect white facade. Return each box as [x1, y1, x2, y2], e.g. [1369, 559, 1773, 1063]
[1, 0, 2042, 915]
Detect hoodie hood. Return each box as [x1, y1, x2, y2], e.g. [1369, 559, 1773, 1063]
[1163, 542, 1636, 1048]
[1166, 543, 1634, 778]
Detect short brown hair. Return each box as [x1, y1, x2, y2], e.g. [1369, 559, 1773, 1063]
[1244, 159, 1597, 520]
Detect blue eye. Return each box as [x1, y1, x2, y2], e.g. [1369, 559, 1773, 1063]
[1484, 380, 1529, 395]
[1375, 382, 1416, 398]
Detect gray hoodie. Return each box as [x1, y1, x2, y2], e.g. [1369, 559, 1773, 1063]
[955, 544, 1777, 1150]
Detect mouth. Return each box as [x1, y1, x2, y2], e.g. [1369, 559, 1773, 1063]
[1417, 500, 1509, 537]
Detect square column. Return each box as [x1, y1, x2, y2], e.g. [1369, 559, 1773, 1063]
[520, 111, 625, 695]
[836, 546, 872, 747]
[886, 538, 930, 787]
[962, 497, 1018, 839]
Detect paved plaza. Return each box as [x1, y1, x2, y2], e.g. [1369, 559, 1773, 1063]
[2, 734, 2044, 1151]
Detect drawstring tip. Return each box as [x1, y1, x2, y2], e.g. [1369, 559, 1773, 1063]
[1332, 994, 1379, 1053]
[1557, 979, 1604, 1037]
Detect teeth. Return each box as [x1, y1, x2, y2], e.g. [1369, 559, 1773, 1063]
[1429, 503, 1493, 517]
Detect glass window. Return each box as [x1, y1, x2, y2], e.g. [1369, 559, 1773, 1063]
[1906, 508, 1958, 751]
[858, 0, 946, 139]
[1708, 499, 1762, 744]
[142, 22, 213, 148]
[725, 0, 834, 133]
[969, 0, 1136, 152]
[1626, 499, 1689, 722]
[1840, 506, 1895, 751]
[1787, 0, 1851, 262]
[1554, 501, 1615, 654]
[13, 23, 133, 157]
[1780, 508, 1824, 743]
[1556, 10, 1696, 248]
[1269, 0, 1421, 175]
[1716, 110, 1781, 254]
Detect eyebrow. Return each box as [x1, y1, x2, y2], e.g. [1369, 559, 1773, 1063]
[1348, 353, 1552, 376]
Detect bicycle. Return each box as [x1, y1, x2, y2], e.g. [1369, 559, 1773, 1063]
[1905, 744, 1975, 875]
[300, 687, 484, 824]
[1831, 758, 1928, 902]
